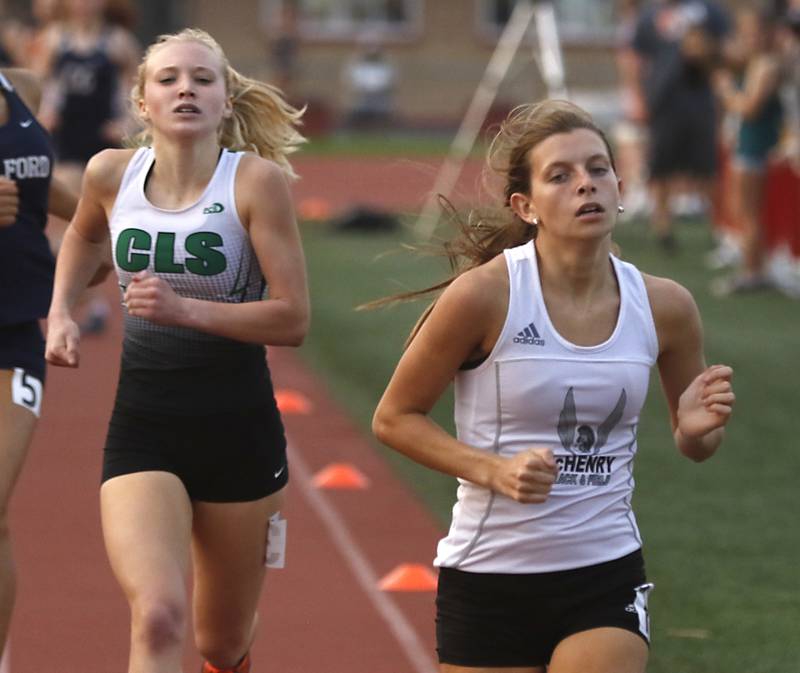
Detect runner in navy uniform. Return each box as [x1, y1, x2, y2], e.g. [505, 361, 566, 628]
[0, 67, 88, 657]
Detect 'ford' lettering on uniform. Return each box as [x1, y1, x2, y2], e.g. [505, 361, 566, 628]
[108, 147, 270, 414]
[0, 72, 55, 326]
[436, 240, 659, 573]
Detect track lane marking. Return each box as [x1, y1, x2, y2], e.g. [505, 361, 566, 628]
[288, 442, 438, 673]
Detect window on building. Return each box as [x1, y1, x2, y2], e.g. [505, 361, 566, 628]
[477, 0, 617, 44]
[262, 0, 423, 41]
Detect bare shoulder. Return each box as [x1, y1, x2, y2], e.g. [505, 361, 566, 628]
[83, 148, 138, 200]
[236, 153, 289, 189]
[642, 273, 701, 344]
[234, 153, 292, 219]
[439, 253, 509, 318]
[1, 68, 42, 110]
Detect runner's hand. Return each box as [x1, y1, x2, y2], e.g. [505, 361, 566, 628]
[677, 364, 734, 438]
[45, 315, 81, 367]
[490, 448, 558, 504]
[124, 271, 187, 326]
[0, 177, 19, 227]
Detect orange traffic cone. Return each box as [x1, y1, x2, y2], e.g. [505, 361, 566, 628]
[378, 564, 438, 592]
[311, 463, 370, 490]
[297, 197, 333, 221]
[274, 389, 312, 415]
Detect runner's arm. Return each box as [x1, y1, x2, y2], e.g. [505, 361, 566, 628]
[372, 264, 556, 504]
[48, 151, 118, 317]
[647, 275, 734, 461]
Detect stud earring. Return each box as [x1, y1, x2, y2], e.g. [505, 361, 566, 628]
[618, 204, 625, 214]
[532, 217, 540, 226]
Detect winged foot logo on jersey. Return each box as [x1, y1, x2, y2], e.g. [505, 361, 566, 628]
[554, 387, 627, 487]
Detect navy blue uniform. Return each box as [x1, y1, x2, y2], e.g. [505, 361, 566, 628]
[0, 72, 55, 381]
[51, 31, 119, 164]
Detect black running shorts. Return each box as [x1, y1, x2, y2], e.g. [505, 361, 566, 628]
[0, 321, 46, 382]
[436, 549, 653, 668]
[103, 399, 288, 502]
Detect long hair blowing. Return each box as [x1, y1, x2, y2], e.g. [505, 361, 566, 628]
[365, 100, 616, 346]
[129, 28, 305, 178]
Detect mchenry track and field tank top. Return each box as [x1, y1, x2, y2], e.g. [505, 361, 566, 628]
[435, 240, 659, 573]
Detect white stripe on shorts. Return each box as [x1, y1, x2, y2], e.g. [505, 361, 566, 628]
[633, 582, 655, 641]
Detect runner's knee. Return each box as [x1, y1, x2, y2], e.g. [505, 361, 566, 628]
[132, 595, 186, 653]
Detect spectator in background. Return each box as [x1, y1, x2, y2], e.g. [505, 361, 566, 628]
[778, 2, 800, 170]
[34, 0, 140, 187]
[712, 6, 784, 295]
[631, 0, 730, 251]
[0, 7, 35, 67]
[268, 0, 300, 97]
[614, 0, 650, 219]
[34, 0, 140, 333]
[25, 0, 63, 70]
[342, 35, 396, 130]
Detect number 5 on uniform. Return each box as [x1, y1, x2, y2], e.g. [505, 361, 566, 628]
[12, 368, 43, 417]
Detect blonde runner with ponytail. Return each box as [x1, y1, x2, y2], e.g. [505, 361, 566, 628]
[46, 26, 310, 673]
[129, 28, 305, 178]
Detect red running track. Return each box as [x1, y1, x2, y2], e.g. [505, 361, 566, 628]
[9, 283, 444, 672]
[291, 156, 485, 218]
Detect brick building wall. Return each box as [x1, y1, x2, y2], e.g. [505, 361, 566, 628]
[172, 0, 747, 128]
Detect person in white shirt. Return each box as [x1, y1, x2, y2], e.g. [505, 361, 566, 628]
[45, 28, 309, 673]
[373, 99, 735, 673]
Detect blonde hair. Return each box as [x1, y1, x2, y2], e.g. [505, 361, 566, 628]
[367, 99, 618, 344]
[130, 28, 305, 178]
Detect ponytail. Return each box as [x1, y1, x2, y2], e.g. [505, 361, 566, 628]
[129, 28, 305, 178]
[220, 68, 305, 179]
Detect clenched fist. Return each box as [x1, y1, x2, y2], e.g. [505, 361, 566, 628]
[490, 447, 558, 504]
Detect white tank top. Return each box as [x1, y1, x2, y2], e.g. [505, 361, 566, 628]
[108, 147, 265, 369]
[435, 240, 659, 573]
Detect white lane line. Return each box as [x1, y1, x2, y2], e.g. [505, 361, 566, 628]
[288, 443, 438, 673]
[1, 642, 10, 673]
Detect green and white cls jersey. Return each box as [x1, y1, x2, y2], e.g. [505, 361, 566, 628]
[109, 147, 265, 371]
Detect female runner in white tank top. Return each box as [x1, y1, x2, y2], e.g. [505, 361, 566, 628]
[45, 29, 308, 673]
[373, 100, 735, 673]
